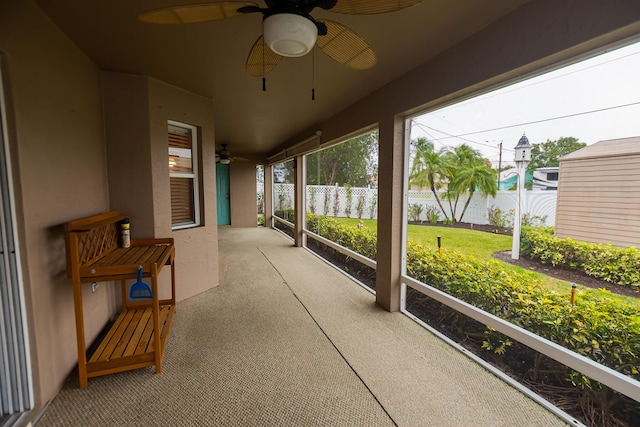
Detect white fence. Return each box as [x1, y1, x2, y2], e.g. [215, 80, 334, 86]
[273, 184, 557, 226]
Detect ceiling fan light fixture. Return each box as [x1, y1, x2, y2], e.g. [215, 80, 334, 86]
[263, 14, 317, 57]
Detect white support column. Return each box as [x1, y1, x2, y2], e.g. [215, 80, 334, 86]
[294, 155, 304, 247]
[265, 164, 273, 229]
[511, 162, 524, 259]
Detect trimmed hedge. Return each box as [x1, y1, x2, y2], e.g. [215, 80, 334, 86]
[521, 227, 640, 288]
[406, 241, 640, 384]
[306, 214, 377, 260]
[274, 209, 295, 222]
[306, 215, 640, 387]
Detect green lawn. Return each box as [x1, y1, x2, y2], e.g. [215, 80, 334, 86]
[335, 218, 511, 259]
[333, 218, 639, 305]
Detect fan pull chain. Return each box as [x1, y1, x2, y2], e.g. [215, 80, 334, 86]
[311, 48, 315, 101]
[262, 38, 266, 92]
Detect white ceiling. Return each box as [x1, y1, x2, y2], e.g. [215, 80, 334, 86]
[34, 0, 527, 156]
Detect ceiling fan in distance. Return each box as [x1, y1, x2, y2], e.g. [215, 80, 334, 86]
[139, 1, 424, 78]
[216, 144, 248, 164]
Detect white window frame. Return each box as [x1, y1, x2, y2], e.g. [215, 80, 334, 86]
[168, 120, 201, 230]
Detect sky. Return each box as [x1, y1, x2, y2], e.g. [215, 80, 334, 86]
[409, 40, 640, 167]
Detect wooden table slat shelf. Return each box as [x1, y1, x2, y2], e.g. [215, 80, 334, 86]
[65, 210, 176, 388]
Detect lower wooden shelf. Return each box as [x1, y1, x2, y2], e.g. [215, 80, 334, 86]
[86, 304, 175, 378]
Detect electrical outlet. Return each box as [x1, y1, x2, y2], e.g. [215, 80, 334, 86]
[91, 282, 99, 293]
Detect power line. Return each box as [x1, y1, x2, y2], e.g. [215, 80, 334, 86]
[411, 120, 490, 148]
[436, 101, 640, 140]
[412, 120, 514, 151]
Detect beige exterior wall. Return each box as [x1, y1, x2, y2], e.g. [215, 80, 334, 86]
[0, 0, 113, 414]
[2, 0, 640, 422]
[229, 160, 259, 228]
[103, 73, 220, 303]
[556, 154, 640, 247]
[102, 73, 155, 238]
[1, 1, 221, 418]
[148, 78, 220, 301]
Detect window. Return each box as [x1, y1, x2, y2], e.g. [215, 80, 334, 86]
[168, 121, 200, 229]
[303, 129, 379, 292]
[0, 59, 33, 419]
[272, 159, 295, 236]
[402, 41, 640, 425]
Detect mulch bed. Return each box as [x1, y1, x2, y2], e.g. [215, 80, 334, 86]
[493, 250, 640, 298]
[415, 220, 639, 298]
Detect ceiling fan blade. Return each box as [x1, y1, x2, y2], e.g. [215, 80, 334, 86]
[138, 2, 258, 24]
[246, 35, 284, 77]
[330, 0, 423, 15]
[316, 20, 376, 70]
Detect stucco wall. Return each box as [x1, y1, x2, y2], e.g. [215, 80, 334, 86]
[230, 160, 260, 228]
[148, 78, 220, 301]
[0, 0, 113, 414]
[103, 74, 220, 302]
[103, 72, 155, 238]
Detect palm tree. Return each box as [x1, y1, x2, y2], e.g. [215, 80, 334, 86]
[443, 144, 482, 221]
[408, 138, 450, 221]
[450, 164, 497, 222]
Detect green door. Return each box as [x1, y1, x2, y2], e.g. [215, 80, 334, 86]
[216, 163, 230, 225]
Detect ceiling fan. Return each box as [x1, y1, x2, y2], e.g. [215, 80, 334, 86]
[216, 144, 248, 164]
[139, 1, 424, 77]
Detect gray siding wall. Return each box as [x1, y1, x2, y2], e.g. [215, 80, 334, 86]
[555, 154, 640, 247]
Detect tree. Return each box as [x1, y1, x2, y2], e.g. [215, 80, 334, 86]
[273, 161, 294, 183]
[449, 164, 497, 222]
[306, 131, 378, 187]
[442, 144, 483, 221]
[408, 138, 450, 221]
[410, 141, 497, 223]
[527, 136, 586, 173]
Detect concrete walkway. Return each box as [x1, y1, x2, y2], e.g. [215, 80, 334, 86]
[38, 227, 567, 427]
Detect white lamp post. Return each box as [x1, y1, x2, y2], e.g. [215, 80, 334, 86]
[512, 134, 532, 260]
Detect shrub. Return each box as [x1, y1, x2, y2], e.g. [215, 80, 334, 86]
[522, 213, 547, 227]
[274, 209, 295, 222]
[368, 195, 377, 220]
[424, 206, 440, 224]
[521, 227, 640, 288]
[486, 205, 512, 228]
[306, 214, 377, 260]
[345, 185, 353, 218]
[356, 194, 366, 219]
[333, 186, 341, 216]
[306, 218, 640, 424]
[308, 187, 317, 214]
[408, 203, 423, 222]
[405, 241, 640, 410]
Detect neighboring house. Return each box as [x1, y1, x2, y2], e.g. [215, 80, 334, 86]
[498, 168, 557, 191]
[555, 137, 640, 247]
[532, 167, 559, 190]
[497, 170, 532, 190]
